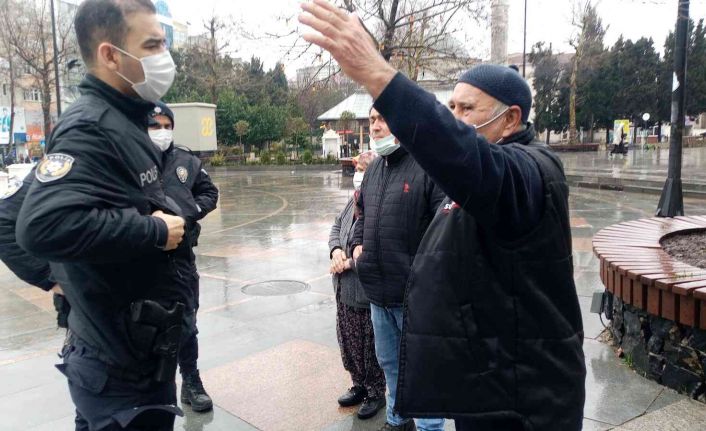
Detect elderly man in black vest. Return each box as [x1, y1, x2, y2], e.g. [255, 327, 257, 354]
[299, 2, 586, 430]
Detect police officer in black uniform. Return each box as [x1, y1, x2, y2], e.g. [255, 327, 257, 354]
[148, 101, 219, 412]
[0, 172, 70, 328]
[16, 1, 190, 429]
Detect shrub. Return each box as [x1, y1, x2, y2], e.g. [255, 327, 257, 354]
[301, 149, 313, 164]
[260, 152, 272, 165]
[209, 153, 226, 167]
[275, 152, 287, 165]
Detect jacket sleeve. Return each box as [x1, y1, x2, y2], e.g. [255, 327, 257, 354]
[16, 125, 168, 263]
[191, 161, 219, 219]
[329, 209, 343, 258]
[0, 174, 55, 291]
[351, 184, 366, 248]
[373, 73, 544, 236]
[426, 175, 446, 215]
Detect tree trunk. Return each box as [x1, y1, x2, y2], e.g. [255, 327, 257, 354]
[380, 0, 400, 61]
[40, 17, 52, 143]
[632, 117, 638, 147]
[568, 54, 578, 145]
[42, 71, 53, 141]
[8, 54, 16, 154]
[209, 19, 218, 105]
[589, 113, 595, 143]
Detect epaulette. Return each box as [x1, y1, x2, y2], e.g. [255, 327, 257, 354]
[174, 145, 195, 155]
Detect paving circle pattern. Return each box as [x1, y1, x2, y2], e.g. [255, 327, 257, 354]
[241, 280, 311, 296]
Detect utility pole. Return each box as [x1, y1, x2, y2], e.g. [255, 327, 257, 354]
[657, 0, 689, 217]
[50, 0, 62, 117]
[522, 0, 527, 77]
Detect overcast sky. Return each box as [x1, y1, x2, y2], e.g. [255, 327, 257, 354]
[167, 0, 706, 77]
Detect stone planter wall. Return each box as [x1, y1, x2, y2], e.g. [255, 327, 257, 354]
[607, 294, 706, 401]
[593, 216, 706, 402]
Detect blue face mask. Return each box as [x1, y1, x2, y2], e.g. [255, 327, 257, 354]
[370, 134, 399, 156]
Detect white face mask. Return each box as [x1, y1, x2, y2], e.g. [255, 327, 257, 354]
[353, 171, 365, 189]
[370, 134, 399, 156]
[112, 45, 176, 102]
[149, 129, 173, 152]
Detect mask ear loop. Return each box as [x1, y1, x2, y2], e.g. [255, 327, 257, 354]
[110, 44, 143, 86]
[473, 106, 510, 130]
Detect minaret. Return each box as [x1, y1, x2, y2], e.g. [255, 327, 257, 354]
[490, 0, 509, 65]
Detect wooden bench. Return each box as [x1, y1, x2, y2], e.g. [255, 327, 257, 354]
[593, 216, 706, 329]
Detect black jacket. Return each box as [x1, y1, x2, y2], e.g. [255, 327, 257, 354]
[352, 147, 445, 306]
[16, 74, 191, 370]
[374, 73, 585, 430]
[161, 143, 218, 311]
[161, 144, 218, 250]
[0, 170, 54, 291]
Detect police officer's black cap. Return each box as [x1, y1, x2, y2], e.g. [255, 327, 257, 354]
[149, 101, 175, 127]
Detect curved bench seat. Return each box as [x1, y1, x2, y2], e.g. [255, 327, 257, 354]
[593, 216, 706, 328]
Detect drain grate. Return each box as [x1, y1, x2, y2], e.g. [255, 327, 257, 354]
[241, 280, 310, 296]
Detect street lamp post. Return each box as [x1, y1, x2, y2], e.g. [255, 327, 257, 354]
[642, 112, 650, 148]
[522, 0, 527, 78]
[657, 0, 689, 217]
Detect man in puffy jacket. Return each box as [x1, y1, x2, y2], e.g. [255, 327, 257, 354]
[351, 107, 445, 431]
[300, 2, 585, 430]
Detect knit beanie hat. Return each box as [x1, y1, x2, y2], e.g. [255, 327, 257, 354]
[458, 64, 532, 123]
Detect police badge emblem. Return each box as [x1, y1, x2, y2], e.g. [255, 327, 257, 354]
[176, 166, 188, 183]
[0, 178, 23, 199]
[36, 153, 75, 183]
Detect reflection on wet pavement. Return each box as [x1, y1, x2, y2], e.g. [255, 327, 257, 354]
[2, 169, 706, 430]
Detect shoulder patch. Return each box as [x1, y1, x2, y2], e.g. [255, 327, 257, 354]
[200, 168, 209, 176]
[176, 166, 188, 183]
[36, 153, 74, 183]
[0, 178, 23, 200]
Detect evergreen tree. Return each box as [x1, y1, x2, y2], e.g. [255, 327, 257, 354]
[528, 42, 563, 140]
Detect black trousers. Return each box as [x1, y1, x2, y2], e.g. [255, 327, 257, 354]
[178, 267, 200, 376]
[59, 339, 181, 431]
[178, 311, 199, 376]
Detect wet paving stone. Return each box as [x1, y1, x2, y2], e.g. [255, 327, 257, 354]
[1, 169, 706, 430]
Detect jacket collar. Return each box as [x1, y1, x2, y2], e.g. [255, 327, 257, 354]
[383, 145, 408, 165]
[160, 142, 175, 164]
[500, 123, 537, 146]
[79, 74, 155, 129]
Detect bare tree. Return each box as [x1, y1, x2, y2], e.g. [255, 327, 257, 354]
[202, 16, 233, 105]
[341, 0, 486, 81]
[1, 0, 76, 139]
[265, 0, 486, 87]
[0, 0, 18, 152]
[169, 13, 241, 105]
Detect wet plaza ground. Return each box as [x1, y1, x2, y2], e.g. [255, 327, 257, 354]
[4, 148, 706, 430]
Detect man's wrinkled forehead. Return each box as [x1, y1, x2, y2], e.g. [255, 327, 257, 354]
[124, 11, 166, 47]
[450, 82, 496, 107]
